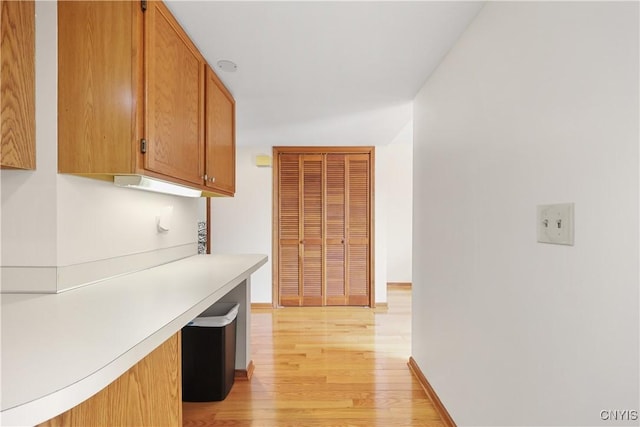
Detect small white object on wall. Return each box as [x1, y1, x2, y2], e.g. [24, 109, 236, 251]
[255, 155, 272, 167]
[537, 203, 574, 245]
[158, 206, 174, 232]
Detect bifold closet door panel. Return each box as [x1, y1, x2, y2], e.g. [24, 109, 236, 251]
[346, 154, 370, 306]
[325, 154, 347, 306]
[278, 154, 302, 306]
[301, 155, 323, 306]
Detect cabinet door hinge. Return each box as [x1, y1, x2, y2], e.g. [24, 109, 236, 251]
[141, 0, 147, 12]
[140, 138, 147, 154]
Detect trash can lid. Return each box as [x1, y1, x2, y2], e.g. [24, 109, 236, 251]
[187, 303, 239, 327]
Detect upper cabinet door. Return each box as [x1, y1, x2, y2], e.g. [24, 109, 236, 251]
[1, 0, 35, 170]
[145, 1, 204, 185]
[58, 1, 138, 175]
[204, 66, 235, 195]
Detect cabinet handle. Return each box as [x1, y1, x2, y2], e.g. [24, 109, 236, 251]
[209, 177, 216, 183]
[202, 174, 208, 181]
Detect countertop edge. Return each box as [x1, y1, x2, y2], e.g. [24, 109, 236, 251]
[0, 254, 268, 427]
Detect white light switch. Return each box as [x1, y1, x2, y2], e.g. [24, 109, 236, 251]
[537, 203, 574, 245]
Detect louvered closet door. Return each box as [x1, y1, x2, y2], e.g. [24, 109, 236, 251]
[325, 155, 347, 305]
[276, 149, 371, 307]
[278, 153, 324, 306]
[278, 154, 301, 306]
[346, 154, 370, 305]
[300, 155, 324, 306]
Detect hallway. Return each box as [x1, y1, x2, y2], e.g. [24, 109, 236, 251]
[183, 286, 443, 426]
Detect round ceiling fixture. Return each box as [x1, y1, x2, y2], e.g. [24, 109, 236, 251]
[216, 60, 237, 73]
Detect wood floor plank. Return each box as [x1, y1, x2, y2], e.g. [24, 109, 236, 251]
[183, 287, 440, 426]
[195, 390, 429, 401]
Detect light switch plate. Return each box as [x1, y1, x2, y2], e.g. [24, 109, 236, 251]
[537, 203, 574, 245]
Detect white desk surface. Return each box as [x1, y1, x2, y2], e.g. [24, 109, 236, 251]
[1, 254, 267, 427]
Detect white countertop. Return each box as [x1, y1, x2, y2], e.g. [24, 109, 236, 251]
[0, 254, 267, 427]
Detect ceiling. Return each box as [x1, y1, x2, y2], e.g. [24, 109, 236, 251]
[165, 1, 484, 147]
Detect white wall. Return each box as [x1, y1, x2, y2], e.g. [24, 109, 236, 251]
[381, 121, 413, 283]
[2, 2, 199, 283]
[412, 2, 638, 426]
[374, 148, 388, 303]
[210, 146, 274, 303]
[56, 175, 198, 266]
[211, 142, 413, 304]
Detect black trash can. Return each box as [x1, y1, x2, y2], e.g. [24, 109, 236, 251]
[181, 302, 239, 402]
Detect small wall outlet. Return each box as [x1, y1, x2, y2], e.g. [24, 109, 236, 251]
[537, 203, 574, 245]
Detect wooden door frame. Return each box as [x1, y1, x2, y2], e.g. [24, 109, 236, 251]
[272, 146, 375, 308]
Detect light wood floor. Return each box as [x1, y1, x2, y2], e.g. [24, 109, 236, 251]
[183, 287, 444, 426]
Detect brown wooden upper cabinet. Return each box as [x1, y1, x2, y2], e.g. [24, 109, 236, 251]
[1, 0, 36, 170]
[204, 65, 236, 196]
[58, 0, 235, 196]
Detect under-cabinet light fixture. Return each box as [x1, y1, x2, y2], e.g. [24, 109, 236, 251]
[114, 175, 202, 198]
